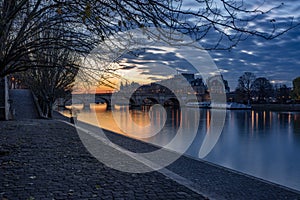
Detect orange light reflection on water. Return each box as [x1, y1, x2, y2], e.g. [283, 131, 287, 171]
[62, 104, 152, 136]
[91, 104, 152, 138]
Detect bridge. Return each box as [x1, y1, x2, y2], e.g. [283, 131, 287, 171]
[69, 92, 203, 110]
[64, 73, 218, 110]
[70, 93, 113, 109]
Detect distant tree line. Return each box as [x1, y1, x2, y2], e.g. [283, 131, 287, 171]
[234, 72, 300, 104]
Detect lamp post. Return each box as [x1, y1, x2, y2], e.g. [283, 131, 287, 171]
[11, 76, 15, 89]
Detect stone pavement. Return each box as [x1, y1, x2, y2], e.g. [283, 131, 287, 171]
[1, 113, 300, 199]
[0, 119, 204, 200]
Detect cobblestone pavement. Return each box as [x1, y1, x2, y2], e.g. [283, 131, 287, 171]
[0, 119, 204, 200]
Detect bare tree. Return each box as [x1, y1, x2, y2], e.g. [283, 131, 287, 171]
[252, 77, 273, 103]
[0, 0, 299, 77]
[236, 72, 256, 104]
[292, 77, 300, 101]
[18, 25, 81, 119]
[0, 0, 96, 77]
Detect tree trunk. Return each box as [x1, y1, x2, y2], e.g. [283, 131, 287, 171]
[47, 101, 53, 119]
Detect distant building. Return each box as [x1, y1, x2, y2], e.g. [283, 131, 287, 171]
[207, 75, 226, 94]
[191, 78, 206, 93]
[226, 91, 236, 102]
[120, 73, 229, 103]
[139, 73, 210, 101]
[181, 73, 195, 83]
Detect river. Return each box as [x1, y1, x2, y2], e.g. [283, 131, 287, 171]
[60, 104, 300, 191]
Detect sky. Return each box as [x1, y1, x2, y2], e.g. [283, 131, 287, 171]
[94, 0, 300, 92]
[211, 24, 300, 90]
[209, 0, 300, 89]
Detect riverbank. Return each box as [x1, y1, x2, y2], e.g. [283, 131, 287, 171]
[252, 104, 300, 111]
[1, 115, 300, 199]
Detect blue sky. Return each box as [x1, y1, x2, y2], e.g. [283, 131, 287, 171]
[117, 0, 300, 91]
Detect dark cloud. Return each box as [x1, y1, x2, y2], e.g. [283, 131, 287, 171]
[118, 48, 198, 81]
[117, 0, 300, 90]
[211, 25, 300, 89]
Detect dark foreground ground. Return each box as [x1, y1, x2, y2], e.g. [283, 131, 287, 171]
[1, 115, 300, 200]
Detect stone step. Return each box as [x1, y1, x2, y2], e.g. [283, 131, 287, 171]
[9, 89, 39, 120]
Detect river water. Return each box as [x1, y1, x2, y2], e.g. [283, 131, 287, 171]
[61, 104, 300, 191]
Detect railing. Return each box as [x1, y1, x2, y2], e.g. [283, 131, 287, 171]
[31, 91, 47, 119]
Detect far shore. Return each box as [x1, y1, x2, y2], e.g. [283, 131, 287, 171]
[251, 104, 300, 111]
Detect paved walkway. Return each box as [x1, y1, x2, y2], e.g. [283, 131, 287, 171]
[0, 119, 203, 200]
[9, 89, 39, 120]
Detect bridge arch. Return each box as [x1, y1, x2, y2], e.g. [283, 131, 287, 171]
[129, 98, 137, 105]
[142, 97, 159, 105]
[95, 97, 111, 109]
[164, 97, 180, 107]
[71, 98, 91, 110]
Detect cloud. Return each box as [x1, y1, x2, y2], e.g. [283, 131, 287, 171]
[210, 24, 300, 89]
[118, 47, 198, 82]
[116, 0, 300, 90]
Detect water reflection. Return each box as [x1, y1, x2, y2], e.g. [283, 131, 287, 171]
[61, 104, 300, 191]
